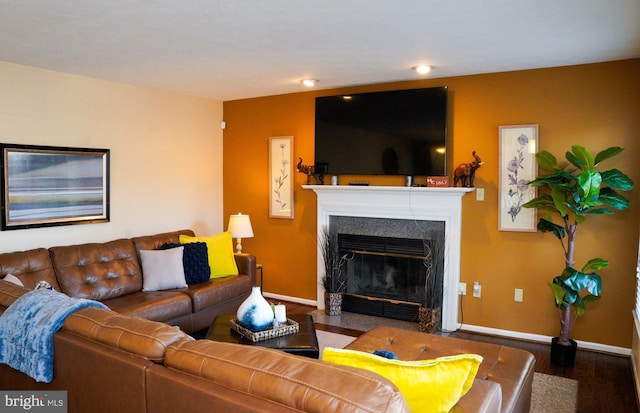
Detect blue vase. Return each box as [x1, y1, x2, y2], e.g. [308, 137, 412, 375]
[236, 286, 273, 332]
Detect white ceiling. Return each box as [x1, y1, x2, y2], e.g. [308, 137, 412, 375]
[1, 0, 639, 101]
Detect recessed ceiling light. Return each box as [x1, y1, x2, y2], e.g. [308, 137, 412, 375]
[301, 79, 319, 87]
[412, 65, 432, 75]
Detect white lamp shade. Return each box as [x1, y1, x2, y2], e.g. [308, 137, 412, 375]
[228, 213, 254, 239]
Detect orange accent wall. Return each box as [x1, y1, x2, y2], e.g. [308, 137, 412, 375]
[223, 59, 640, 348]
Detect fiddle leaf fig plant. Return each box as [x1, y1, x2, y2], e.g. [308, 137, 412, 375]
[523, 145, 633, 346]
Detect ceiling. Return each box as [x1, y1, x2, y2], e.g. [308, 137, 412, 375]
[1, 0, 639, 101]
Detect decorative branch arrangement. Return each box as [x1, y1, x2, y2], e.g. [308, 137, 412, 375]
[319, 227, 352, 294]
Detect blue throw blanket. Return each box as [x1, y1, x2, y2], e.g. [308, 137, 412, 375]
[0, 289, 108, 382]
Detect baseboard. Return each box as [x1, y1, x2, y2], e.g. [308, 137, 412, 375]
[460, 323, 631, 356]
[263, 292, 317, 307]
[263, 293, 632, 356]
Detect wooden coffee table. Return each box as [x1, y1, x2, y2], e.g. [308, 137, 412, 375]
[205, 313, 320, 359]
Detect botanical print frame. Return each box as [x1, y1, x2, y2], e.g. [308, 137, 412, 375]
[498, 125, 538, 232]
[269, 136, 294, 219]
[1, 143, 110, 230]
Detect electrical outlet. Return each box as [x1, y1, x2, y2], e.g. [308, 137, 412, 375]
[473, 282, 481, 298]
[514, 288, 524, 302]
[458, 282, 467, 296]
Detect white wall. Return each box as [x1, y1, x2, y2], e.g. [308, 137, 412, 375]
[0, 61, 224, 252]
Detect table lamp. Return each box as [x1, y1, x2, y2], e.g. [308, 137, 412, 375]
[228, 213, 254, 253]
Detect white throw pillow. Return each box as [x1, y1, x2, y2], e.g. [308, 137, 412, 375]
[2, 273, 24, 287]
[140, 247, 188, 291]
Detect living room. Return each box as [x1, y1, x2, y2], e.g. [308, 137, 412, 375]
[0, 2, 639, 412]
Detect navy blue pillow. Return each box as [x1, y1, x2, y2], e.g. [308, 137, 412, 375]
[160, 242, 210, 284]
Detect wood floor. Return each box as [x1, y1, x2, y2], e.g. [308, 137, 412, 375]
[285, 302, 639, 413]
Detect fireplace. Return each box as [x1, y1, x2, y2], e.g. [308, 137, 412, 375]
[304, 185, 473, 331]
[338, 231, 444, 323]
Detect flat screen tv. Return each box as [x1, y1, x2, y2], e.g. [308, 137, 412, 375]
[314, 86, 447, 176]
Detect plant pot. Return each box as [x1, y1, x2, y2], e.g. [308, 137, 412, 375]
[418, 306, 441, 333]
[324, 292, 342, 316]
[550, 337, 577, 367]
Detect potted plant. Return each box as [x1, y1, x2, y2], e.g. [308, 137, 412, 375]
[523, 145, 633, 366]
[319, 228, 350, 315]
[418, 232, 445, 333]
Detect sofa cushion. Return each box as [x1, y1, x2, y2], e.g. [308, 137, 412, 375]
[50, 239, 142, 300]
[2, 274, 24, 287]
[62, 306, 189, 362]
[101, 290, 192, 322]
[131, 229, 196, 253]
[0, 280, 30, 311]
[164, 339, 410, 412]
[323, 347, 482, 413]
[179, 274, 252, 312]
[160, 242, 210, 284]
[0, 248, 62, 291]
[140, 248, 188, 291]
[179, 232, 238, 278]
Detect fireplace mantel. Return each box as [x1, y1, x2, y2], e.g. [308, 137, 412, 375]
[304, 185, 473, 331]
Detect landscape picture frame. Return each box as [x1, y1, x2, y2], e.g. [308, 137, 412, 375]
[1, 143, 110, 230]
[498, 124, 538, 232]
[269, 136, 294, 219]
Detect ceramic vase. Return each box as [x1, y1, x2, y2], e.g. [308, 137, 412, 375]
[237, 286, 274, 332]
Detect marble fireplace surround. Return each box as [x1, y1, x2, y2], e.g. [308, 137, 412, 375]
[304, 185, 473, 332]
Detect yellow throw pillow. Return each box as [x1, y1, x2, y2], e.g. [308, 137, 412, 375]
[180, 232, 239, 278]
[322, 347, 482, 413]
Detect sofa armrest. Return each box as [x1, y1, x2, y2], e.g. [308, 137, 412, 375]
[163, 339, 410, 412]
[234, 253, 256, 285]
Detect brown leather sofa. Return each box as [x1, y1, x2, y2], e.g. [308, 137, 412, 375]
[0, 279, 534, 412]
[0, 229, 255, 333]
[0, 281, 409, 413]
[0, 230, 535, 412]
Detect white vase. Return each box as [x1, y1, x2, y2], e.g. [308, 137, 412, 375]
[236, 286, 273, 332]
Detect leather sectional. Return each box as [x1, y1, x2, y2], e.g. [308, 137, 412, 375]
[0, 229, 535, 412]
[0, 229, 255, 333]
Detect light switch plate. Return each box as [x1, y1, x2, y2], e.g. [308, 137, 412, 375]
[515, 288, 524, 302]
[476, 188, 484, 201]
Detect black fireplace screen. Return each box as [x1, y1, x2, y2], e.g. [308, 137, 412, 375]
[339, 234, 444, 310]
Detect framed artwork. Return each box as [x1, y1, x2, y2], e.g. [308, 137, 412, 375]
[498, 125, 538, 232]
[269, 136, 294, 219]
[1, 143, 110, 230]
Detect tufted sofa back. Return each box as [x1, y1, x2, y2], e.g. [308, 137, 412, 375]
[0, 248, 62, 291]
[50, 239, 142, 301]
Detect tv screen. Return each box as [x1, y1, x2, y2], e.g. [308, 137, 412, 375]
[314, 86, 447, 176]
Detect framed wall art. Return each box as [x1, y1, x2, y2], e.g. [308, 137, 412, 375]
[1, 143, 110, 230]
[498, 125, 538, 232]
[269, 136, 294, 219]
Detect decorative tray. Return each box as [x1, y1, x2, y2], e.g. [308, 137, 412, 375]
[230, 318, 299, 342]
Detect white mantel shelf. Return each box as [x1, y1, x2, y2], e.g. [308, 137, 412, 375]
[302, 185, 474, 221]
[304, 184, 474, 332]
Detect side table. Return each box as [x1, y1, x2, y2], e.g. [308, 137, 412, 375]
[205, 313, 320, 359]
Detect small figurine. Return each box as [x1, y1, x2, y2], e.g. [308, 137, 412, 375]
[296, 157, 315, 185]
[453, 151, 483, 187]
[296, 158, 326, 185]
